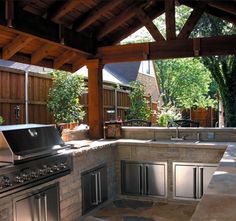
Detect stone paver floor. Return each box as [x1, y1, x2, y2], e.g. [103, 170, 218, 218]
[82, 199, 197, 221]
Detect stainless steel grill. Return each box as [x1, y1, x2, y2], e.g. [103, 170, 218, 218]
[0, 124, 73, 198]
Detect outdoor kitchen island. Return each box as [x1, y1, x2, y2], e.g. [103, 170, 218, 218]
[1, 127, 236, 221]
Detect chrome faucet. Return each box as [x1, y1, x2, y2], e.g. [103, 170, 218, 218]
[168, 121, 184, 141]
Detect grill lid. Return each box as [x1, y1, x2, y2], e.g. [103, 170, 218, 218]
[0, 124, 67, 162]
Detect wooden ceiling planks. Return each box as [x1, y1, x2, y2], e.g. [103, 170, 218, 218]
[0, 0, 234, 72]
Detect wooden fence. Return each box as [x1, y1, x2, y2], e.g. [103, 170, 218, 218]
[0, 70, 156, 125]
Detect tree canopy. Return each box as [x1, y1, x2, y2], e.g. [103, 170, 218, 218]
[155, 58, 216, 109]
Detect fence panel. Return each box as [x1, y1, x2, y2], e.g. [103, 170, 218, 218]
[0, 70, 158, 125]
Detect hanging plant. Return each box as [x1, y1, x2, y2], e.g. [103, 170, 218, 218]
[47, 70, 87, 124]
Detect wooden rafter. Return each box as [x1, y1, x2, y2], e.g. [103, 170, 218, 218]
[0, 4, 94, 53]
[31, 44, 57, 65]
[97, 35, 236, 64]
[178, 2, 206, 39]
[75, 0, 124, 32]
[97, 4, 137, 40]
[2, 35, 32, 59]
[53, 50, 77, 69]
[136, 8, 165, 42]
[72, 57, 88, 72]
[208, 2, 236, 15]
[103, 6, 165, 46]
[165, 0, 176, 40]
[180, 1, 236, 24]
[51, 0, 83, 22]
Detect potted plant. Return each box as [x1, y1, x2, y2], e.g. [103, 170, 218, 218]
[47, 70, 86, 131]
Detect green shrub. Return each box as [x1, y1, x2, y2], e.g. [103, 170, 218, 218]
[47, 70, 86, 124]
[0, 116, 4, 125]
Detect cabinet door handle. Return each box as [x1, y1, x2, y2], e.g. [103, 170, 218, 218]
[193, 167, 197, 199]
[36, 195, 42, 221]
[139, 165, 143, 194]
[43, 194, 48, 221]
[91, 173, 98, 205]
[98, 172, 102, 203]
[144, 166, 148, 195]
[199, 167, 204, 198]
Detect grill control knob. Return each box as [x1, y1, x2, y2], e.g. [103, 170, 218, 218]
[59, 162, 67, 169]
[0, 176, 12, 188]
[30, 171, 38, 178]
[15, 176, 24, 184]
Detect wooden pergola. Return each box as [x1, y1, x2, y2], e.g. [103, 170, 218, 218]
[0, 0, 235, 138]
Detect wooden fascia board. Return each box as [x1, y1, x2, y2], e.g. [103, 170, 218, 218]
[0, 2, 94, 54]
[2, 34, 33, 59]
[98, 35, 236, 63]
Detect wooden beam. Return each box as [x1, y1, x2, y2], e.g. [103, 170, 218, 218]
[180, 1, 236, 24]
[0, 2, 94, 53]
[97, 35, 236, 63]
[75, 0, 124, 32]
[97, 4, 137, 40]
[100, 6, 165, 45]
[31, 43, 57, 65]
[178, 2, 206, 39]
[2, 35, 32, 59]
[53, 50, 77, 69]
[5, 0, 14, 27]
[87, 59, 104, 139]
[208, 2, 236, 15]
[165, 0, 176, 40]
[136, 8, 165, 42]
[51, 0, 83, 22]
[72, 57, 88, 72]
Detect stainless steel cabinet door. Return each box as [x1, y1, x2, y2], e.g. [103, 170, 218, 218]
[41, 185, 60, 221]
[82, 172, 93, 213]
[145, 164, 166, 196]
[15, 194, 39, 221]
[123, 162, 142, 195]
[199, 166, 216, 197]
[175, 165, 197, 199]
[15, 184, 59, 221]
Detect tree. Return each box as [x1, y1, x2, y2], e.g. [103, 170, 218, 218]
[155, 58, 216, 109]
[193, 15, 236, 126]
[47, 70, 86, 124]
[127, 81, 151, 120]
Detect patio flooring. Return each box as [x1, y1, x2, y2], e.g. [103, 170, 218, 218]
[82, 199, 197, 221]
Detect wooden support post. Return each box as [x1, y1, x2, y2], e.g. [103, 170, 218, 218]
[5, 0, 14, 27]
[87, 59, 104, 139]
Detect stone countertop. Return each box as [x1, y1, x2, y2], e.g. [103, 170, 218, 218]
[65, 139, 228, 156]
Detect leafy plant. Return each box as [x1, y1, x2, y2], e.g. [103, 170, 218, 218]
[0, 116, 4, 125]
[47, 70, 86, 124]
[127, 81, 151, 120]
[157, 106, 181, 127]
